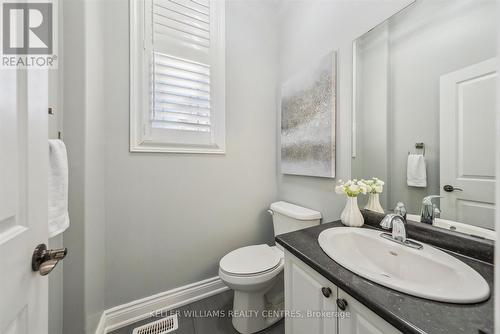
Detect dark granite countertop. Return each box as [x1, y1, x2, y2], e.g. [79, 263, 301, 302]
[275, 221, 494, 334]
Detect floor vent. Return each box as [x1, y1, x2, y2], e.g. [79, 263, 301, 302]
[132, 314, 178, 334]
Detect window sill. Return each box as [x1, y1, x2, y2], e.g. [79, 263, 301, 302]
[130, 142, 226, 155]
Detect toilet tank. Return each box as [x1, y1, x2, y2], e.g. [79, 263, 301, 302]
[269, 201, 321, 236]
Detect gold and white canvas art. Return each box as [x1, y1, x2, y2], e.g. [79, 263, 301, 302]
[281, 51, 337, 178]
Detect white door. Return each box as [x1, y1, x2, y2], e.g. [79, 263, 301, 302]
[440, 58, 497, 230]
[284, 253, 337, 334]
[0, 68, 50, 332]
[337, 289, 401, 334]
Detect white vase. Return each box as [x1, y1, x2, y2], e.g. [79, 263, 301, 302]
[364, 193, 384, 214]
[340, 196, 364, 227]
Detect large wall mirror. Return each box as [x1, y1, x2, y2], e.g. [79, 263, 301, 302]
[352, 0, 497, 240]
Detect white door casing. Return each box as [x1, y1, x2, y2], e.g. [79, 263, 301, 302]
[0, 67, 49, 333]
[440, 58, 497, 230]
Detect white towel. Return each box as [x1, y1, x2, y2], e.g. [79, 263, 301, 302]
[48, 140, 70, 237]
[407, 154, 427, 188]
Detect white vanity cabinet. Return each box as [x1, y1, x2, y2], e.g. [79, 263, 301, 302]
[284, 251, 338, 334]
[284, 251, 401, 334]
[337, 289, 401, 334]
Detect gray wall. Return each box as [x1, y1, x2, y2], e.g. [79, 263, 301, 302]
[62, 0, 87, 332]
[84, 0, 107, 331]
[388, 0, 497, 214]
[352, 22, 390, 209]
[63, 0, 106, 332]
[102, 0, 278, 308]
[276, 1, 414, 222]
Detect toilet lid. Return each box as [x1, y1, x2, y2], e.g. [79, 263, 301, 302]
[220, 245, 282, 275]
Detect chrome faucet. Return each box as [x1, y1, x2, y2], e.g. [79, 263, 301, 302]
[380, 213, 423, 250]
[380, 214, 407, 242]
[420, 195, 442, 225]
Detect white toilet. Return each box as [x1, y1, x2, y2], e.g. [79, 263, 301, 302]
[219, 201, 321, 334]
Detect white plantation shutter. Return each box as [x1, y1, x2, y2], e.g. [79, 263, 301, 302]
[152, 0, 211, 133]
[152, 0, 211, 51]
[153, 53, 211, 133]
[130, 0, 225, 153]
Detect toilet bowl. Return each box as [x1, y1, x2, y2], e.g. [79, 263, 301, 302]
[219, 245, 284, 334]
[219, 201, 321, 334]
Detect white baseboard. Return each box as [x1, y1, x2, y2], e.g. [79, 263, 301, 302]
[95, 276, 228, 334]
[94, 313, 106, 334]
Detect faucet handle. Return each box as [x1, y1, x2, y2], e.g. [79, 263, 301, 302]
[433, 204, 441, 218]
[394, 202, 407, 220]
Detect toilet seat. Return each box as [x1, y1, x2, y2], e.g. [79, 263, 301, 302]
[220, 244, 283, 277]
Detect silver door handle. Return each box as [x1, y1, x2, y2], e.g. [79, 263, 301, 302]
[32, 244, 67, 276]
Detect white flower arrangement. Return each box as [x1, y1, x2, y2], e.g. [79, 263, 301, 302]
[335, 179, 369, 197]
[362, 177, 385, 194]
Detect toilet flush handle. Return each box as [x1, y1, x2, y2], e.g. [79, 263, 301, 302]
[267, 209, 274, 215]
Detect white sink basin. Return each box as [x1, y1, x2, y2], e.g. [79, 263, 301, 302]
[318, 227, 490, 303]
[406, 214, 496, 241]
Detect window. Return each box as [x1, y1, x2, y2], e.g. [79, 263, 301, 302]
[130, 0, 225, 153]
